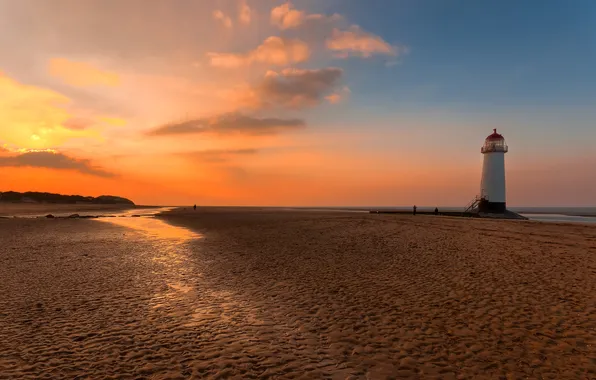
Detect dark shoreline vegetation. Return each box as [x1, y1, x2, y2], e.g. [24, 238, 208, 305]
[0, 191, 135, 205]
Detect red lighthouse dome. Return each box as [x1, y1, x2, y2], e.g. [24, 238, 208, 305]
[486, 128, 504, 141]
[481, 129, 508, 153]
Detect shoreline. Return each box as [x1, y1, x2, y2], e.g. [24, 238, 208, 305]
[1, 203, 594, 226]
[162, 205, 596, 217]
[0, 203, 161, 218]
[157, 206, 596, 227]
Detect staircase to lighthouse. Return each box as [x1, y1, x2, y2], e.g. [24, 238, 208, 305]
[464, 196, 481, 213]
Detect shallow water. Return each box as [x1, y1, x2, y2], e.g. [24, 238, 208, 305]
[98, 212, 199, 241]
[100, 210, 204, 304]
[4, 206, 170, 219]
[521, 213, 596, 224]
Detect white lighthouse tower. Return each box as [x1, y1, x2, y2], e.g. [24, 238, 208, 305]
[478, 129, 508, 213]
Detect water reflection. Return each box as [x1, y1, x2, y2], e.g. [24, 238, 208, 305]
[522, 213, 596, 224]
[97, 212, 261, 332]
[99, 214, 200, 241]
[112, 207, 177, 218]
[98, 213, 202, 313]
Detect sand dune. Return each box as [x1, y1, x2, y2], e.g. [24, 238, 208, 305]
[1, 210, 596, 378]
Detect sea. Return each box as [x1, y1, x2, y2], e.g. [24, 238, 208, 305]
[295, 206, 596, 224]
[3, 205, 596, 225]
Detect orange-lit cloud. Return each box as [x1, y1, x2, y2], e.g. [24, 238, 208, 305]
[148, 113, 305, 136]
[219, 67, 345, 110]
[325, 94, 342, 104]
[100, 117, 127, 127]
[48, 58, 120, 87]
[0, 72, 100, 149]
[327, 25, 402, 58]
[239, 0, 251, 25]
[63, 118, 94, 131]
[207, 36, 310, 68]
[256, 67, 344, 109]
[270, 2, 340, 30]
[63, 116, 125, 131]
[213, 10, 233, 28]
[0, 150, 114, 177]
[325, 86, 350, 104]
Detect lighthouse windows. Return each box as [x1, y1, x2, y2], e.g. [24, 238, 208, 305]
[481, 139, 508, 153]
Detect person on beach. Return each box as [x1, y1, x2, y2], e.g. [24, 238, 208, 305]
[413, 205, 417, 215]
[193, 204, 197, 211]
[434, 207, 439, 215]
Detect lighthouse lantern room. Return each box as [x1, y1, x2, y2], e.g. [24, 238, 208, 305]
[478, 129, 508, 213]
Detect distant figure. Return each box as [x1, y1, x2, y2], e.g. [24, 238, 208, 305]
[413, 205, 417, 215]
[193, 204, 197, 211]
[434, 207, 439, 215]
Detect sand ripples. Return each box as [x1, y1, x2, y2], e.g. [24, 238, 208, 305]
[1, 212, 596, 379]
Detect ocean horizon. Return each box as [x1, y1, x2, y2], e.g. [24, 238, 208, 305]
[279, 206, 596, 216]
[3, 204, 596, 224]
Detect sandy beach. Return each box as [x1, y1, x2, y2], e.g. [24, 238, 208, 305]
[1, 209, 596, 379]
[0, 203, 139, 218]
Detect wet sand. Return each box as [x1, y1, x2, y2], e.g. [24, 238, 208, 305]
[0, 203, 137, 217]
[1, 209, 596, 379]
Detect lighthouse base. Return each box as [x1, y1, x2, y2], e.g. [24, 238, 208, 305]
[478, 199, 506, 213]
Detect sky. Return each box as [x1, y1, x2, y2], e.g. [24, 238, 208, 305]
[1, 0, 595, 207]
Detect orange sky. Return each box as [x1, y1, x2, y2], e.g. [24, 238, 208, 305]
[0, 0, 594, 206]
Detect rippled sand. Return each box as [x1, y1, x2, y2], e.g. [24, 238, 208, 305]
[1, 210, 596, 379]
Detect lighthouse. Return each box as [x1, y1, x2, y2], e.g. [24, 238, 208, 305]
[478, 129, 508, 213]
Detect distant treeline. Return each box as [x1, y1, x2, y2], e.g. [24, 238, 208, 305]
[0, 191, 135, 205]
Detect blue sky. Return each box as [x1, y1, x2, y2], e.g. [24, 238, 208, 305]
[308, 0, 596, 155]
[339, 0, 596, 105]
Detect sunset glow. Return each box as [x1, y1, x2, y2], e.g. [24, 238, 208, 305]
[1, 0, 595, 206]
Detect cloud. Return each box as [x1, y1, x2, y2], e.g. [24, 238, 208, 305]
[207, 36, 310, 68]
[0, 150, 114, 177]
[148, 113, 305, 136]
[239, 0, 251, 24]
[325, 86, 351, 104]
[183, 148, 258, 163]
[0, 71, 100, 149]
[99, 117, 127, 127]
[325, 94, 342, 104]
[62, 118, 94, 131]
[268, 4, 403, 60]
[271, 2, 340, 30]
[63, 116, 123, 130]
[213, 10, 233, 28]
[217, 67, 345, 110]
[256, 67, 344, 109]
[48, 58, 120, 87]
[207, 53, 245, 69]
[327, 25, 403, 58]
